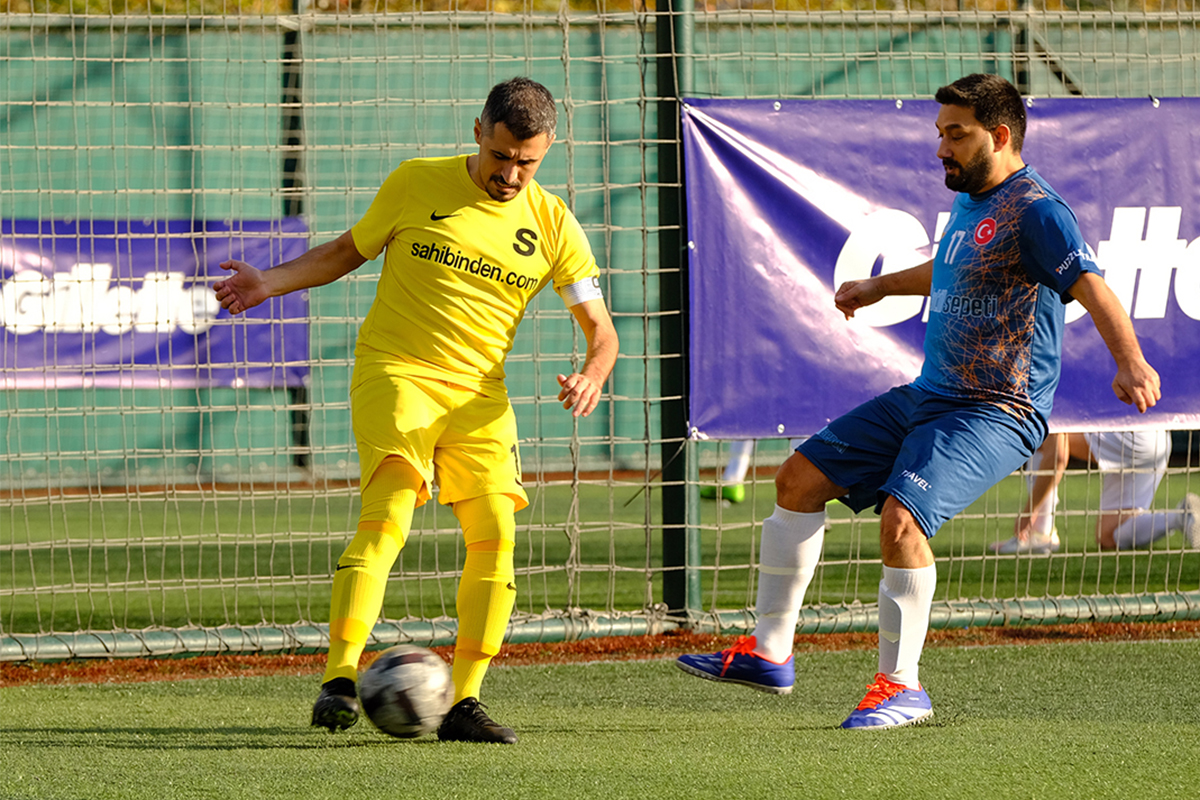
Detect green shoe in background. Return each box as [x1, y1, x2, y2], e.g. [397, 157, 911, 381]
[699, 484, 746, 503]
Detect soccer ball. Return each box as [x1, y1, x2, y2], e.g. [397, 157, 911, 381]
[358, 644, 453, 738]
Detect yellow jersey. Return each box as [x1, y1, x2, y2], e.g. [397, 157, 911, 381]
[351, 154, 599, 398]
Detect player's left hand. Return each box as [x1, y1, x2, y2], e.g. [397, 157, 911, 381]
[1112, 358, 1162, 413]
[557, 373, 602, 418]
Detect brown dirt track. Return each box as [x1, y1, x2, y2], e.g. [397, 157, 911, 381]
[4, 621, 1200, 687]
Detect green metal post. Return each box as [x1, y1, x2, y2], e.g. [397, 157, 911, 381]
[657, 0, 700, 618]
[281, 2, 312, 469]
[1012, 0, 1032, 95]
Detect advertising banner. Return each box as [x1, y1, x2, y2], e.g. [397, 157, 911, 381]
[0, 219, 309, 389]
[683, 97, 1200, 439]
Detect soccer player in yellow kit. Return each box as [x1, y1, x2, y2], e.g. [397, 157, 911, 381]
[213, 77, 619, 744]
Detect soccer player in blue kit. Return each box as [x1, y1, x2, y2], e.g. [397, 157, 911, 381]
[676, 74, 1162, 729]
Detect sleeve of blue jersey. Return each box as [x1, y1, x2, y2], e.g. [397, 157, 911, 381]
[1017, 197, 1101, 302]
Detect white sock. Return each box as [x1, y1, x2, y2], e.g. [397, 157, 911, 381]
[877, 564, 937, 689]
[1026, 451, 1058, 537]
[1113, 511, 1186, 549]
[722, 440, 754, 484]
[751, 505, 825, 662]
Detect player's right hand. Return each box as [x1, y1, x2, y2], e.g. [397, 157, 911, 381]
[213, 260, 269, 316]
[834, 277, 884, 320]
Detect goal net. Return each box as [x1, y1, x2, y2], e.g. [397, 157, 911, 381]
[3, 5, 1200, 660]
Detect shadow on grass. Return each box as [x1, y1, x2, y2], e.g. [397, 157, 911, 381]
[0, 726, 438, 750]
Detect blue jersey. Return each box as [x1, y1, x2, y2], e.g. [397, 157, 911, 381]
[913, 166, 1098, 423]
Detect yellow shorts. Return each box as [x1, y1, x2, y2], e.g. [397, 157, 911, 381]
[350, 358, 528, 511]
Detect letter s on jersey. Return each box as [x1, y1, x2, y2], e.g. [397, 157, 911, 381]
[513, 228, 538, 257]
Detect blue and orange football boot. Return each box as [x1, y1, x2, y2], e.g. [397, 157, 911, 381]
[675, 635, 794, 695]
[840, 672, 932, 730]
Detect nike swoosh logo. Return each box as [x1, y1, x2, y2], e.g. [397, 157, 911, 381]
[430, 211, 459, 221]
[335, 564, 352, 571]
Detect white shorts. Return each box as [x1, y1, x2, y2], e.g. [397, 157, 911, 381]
[1085, 430, 1170, 512]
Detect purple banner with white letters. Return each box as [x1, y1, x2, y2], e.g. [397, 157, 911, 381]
[683, 97, 1200, 439]
[0, 219, 309, 389]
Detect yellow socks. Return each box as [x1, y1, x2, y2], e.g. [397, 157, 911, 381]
[322, 474, 518, 700]
[451, 494, 518, 703]
[322, 458, 420, 685]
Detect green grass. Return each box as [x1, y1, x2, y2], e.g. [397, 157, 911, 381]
[5, 469, 1200, 633]
[3, 639, 1200, 799]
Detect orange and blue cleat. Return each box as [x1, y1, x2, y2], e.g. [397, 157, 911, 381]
[675, 635, 794, 695]
[840, 672, 932, 730]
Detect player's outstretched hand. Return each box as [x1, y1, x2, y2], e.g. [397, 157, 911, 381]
[213, 260, 269, 316]
[557, 373, 601, 418]
[1112, 358, 1162, 413]
[834, 277, 884, 320]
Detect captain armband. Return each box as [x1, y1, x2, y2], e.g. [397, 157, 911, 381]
[559, 276, 604, 307]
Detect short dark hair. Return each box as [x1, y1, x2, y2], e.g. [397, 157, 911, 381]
[935, 74, 1027, 154]
[480, 77, 557, 141]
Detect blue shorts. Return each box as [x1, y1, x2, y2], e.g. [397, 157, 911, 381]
[796, 384, 1046, 538]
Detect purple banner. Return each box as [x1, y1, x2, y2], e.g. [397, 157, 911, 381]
[0, 219, 309, 389]
[683, 97, 1200, 439]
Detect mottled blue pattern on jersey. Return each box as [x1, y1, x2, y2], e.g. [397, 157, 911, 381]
[913, 166, 1098, 422]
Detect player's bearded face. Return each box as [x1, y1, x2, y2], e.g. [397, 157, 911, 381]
[936, 104, 999, 195]
[942, 141, 993, 194]
[472, 121, 554, 202]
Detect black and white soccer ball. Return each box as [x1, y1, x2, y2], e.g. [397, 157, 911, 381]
[358, 644, 453, 738]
